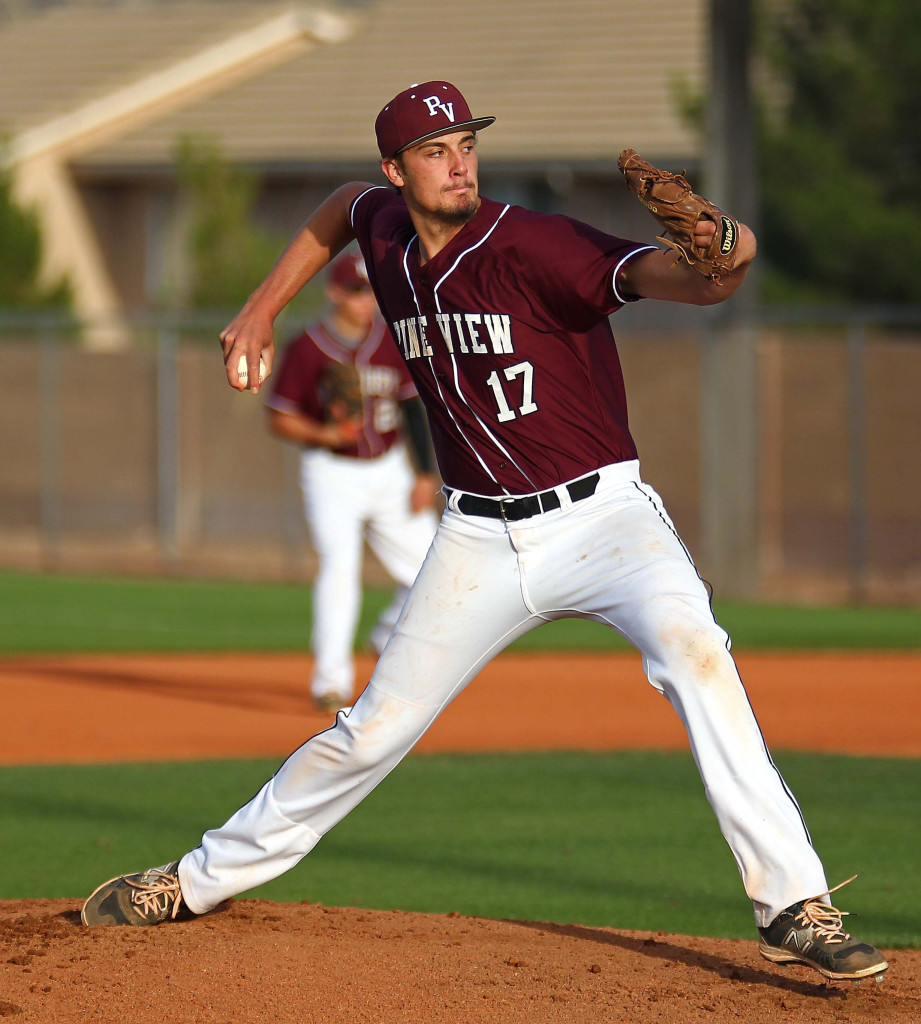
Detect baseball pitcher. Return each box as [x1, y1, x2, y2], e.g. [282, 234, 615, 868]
[82, 81, 887, 986]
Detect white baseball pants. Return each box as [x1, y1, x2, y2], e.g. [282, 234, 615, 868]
[299, 444, 437, 700]
[180, 459, 828, 926]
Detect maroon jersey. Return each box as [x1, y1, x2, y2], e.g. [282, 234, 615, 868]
[268, 316, 417, 459]
[350, 187, 656, 495]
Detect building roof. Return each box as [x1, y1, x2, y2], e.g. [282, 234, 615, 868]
[2, 0, 707, 171]
[1, 1, 355, 163]
[0, 3, 281, 134]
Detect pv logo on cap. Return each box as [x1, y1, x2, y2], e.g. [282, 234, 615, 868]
[422, 95, 456, 121]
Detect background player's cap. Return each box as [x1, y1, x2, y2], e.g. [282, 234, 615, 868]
[375, 81, 495, 158]
[328, 251, 371, 291]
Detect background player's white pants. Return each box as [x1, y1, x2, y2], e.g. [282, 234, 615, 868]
[300, 444, 437, 699]
[180, 460, 828, 927]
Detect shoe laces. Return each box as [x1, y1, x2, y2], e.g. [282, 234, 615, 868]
[796, 875, 858, 945]
[126, 867, 184, 920]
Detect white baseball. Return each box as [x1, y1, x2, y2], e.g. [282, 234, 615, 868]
[236, 354, 267, 388]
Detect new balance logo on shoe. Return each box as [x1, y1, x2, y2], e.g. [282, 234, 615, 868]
[782, 930, 813, 953]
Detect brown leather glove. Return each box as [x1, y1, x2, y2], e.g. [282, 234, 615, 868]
[319, 361, 364, 423]
[618, 149, 740, 283]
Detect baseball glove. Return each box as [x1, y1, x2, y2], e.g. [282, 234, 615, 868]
[617, 149, 740, 282]
[319, 361, 364, 423]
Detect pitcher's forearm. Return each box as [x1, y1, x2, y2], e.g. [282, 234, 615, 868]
[620, 223, 757, 306]
[221, 183, 375, 391]
[238, 182, 375, 322]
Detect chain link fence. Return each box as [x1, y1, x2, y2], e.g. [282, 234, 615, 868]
[1, 309, 919, 603]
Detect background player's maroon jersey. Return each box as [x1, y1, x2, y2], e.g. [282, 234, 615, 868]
[351, 187, 656, 495]
[268, 317, 417, 459]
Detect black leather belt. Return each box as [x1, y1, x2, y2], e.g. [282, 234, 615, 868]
[447, 472, 600, 522]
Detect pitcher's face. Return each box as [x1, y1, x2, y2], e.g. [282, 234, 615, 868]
[383, 131, 480, 225]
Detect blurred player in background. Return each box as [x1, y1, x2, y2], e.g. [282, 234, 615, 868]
[266, 250, 438, 713]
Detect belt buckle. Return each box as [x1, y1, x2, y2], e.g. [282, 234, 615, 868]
[498, 498, 513, 522]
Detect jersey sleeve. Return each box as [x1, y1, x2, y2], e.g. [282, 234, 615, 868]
[511, 211, 657, 329]
[266, 334, 323, 420]
[350, 186, 398, 251]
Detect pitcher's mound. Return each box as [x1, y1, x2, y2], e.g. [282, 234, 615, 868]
[1, 899, 916, 1023]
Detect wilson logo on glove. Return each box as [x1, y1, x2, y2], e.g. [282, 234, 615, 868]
[719, 217, 737, 256]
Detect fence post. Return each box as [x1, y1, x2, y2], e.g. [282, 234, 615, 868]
[38, 326, 62, 569]
[157, 327, 180, 564]
[758, 331, 784, 589]
[700, 0, 760, 598]
[846, 323, 869, 603]
[699, 318, 761, 598]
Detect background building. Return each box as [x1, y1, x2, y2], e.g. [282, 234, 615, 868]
[1, 0, 705, 323]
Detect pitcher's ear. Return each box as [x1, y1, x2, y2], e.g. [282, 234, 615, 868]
[381, 157, 404, 187]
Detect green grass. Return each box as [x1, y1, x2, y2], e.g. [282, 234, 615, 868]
[1, 570, 920, 654]
[0, 750, 916, 947]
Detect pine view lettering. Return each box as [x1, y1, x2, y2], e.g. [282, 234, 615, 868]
[391, 313, 514, 360]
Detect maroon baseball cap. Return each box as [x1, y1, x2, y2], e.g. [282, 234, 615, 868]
[328, 251, 371, 290]
[375, 81, 495, 158]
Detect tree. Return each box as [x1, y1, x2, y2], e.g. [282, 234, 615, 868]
[174, 135, 290, 311]
[0, 161, 71, 309]
[760, 0, 921, 304]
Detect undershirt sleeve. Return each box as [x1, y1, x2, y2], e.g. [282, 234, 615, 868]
[401, 397, 435, 474]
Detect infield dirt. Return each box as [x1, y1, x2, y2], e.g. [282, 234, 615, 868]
[2, 650, 920, 764]
[1, 650, 919, 1022]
